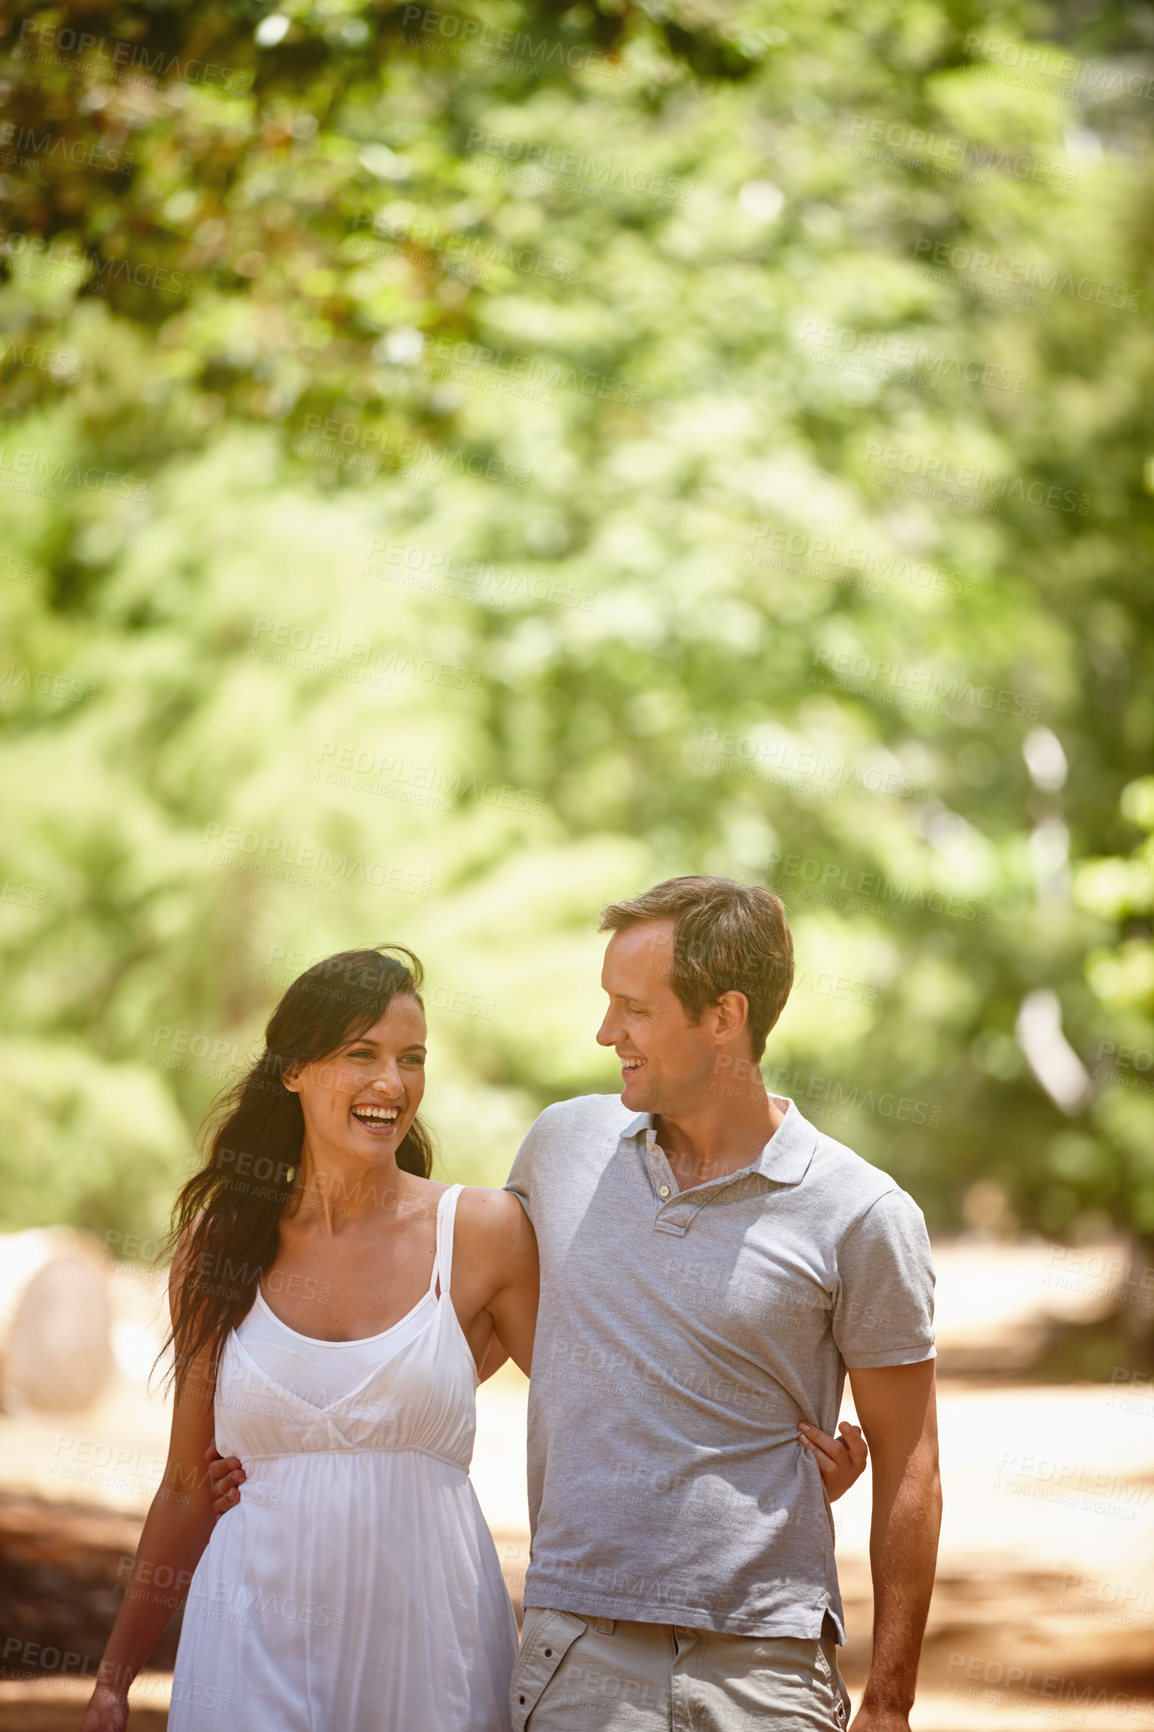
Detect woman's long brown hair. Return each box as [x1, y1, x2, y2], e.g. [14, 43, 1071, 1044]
[165, 946, 433, 1394]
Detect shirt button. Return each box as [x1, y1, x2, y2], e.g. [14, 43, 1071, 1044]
[658, 1184, 671, 1198]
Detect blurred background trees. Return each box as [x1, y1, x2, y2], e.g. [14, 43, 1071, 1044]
[1, 0, 1152, 1299]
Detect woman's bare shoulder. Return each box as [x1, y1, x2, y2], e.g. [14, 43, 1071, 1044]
[454, 1185, 534, 1259]
[455, 1183, 524, 1226]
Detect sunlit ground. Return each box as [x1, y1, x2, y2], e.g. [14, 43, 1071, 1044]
[1, 1242, 1152, 1730]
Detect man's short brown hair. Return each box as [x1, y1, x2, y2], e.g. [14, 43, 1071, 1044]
[599, 876, 794, 1061]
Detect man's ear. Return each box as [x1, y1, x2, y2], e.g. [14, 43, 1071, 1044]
[713, 989, 751, 1044]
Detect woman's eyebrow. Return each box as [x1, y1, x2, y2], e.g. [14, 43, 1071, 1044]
[341, 1036, 428, 1052]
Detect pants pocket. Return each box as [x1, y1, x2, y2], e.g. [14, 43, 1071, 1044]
[815, 1637, 850, 1728]
[511, 1609, 588, 1732]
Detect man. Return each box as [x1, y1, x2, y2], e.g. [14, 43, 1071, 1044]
[503, 877, 939, 1731]
[211, 875, 940, 1729]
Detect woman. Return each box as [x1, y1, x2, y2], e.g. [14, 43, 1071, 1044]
[82, 945, 863, 1730]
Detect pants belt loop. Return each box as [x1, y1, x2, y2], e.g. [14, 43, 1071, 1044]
[589, 1616, 615, 1635]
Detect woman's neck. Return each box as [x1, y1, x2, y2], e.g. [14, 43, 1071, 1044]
[289, 1143, 415, 1233]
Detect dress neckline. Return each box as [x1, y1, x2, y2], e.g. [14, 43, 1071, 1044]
[253, 1184, 453, 1346]
[253, 1282, 434, 1347]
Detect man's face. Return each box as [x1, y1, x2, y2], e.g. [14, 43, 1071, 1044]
[596, 920, 724, 1116]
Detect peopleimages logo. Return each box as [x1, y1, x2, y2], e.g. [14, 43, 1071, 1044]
[401, 5, 625, 78]
[812, 646, 1041, 718]
[14, 20, 251, 90]
[249, 619, 482, 692]
[863, 438, 1090, 516]
[464, 126, 691, 203]
[845, 115, 1076, 188]
[350, 209, 581, 287]
[945, 1649, 1154, 1720]
[295, 412, 532, 489]
[797, 319, 1029, 394]
[314, 742, 544, 814]
[0, 444, 147, 501]
[0, 664, 95, 705]
[747, 524, 977, 598]
[760, 1064, 942, 1126]
[0, 231, 196, 298]
[911, 237, 1141, 312]
[699, 728, 928, 802]
[0, 336, 83, 381]
[766, 848, 990, 923]
[199, 824, 431, 898]
[364, 540, 594, 611]
[964, 31, 1154, 103]
[423, 336, 642, 405]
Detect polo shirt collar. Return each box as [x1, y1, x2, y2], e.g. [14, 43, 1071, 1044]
[619, 1094, 816, 1189]
[752, 1095, 818, 1185]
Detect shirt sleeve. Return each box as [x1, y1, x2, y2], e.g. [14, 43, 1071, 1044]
[504, 1106, 549, 1222]
[832, 1188, 936, 1368]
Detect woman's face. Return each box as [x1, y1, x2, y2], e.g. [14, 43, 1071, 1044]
[283, 994, 427, 1166]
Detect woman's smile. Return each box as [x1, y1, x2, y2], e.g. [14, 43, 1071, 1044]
[349, 1102, 402, 1135]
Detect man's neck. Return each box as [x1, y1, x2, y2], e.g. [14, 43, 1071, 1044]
[653, 1087, 785, 1191]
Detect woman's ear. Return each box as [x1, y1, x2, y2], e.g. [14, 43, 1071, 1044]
[282, 1066, 302, 1095]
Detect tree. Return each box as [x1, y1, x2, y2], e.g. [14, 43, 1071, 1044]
[1, 0, 1153, 1275]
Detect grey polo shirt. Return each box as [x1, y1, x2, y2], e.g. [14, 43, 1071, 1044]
[505, 1091, 935, 1639]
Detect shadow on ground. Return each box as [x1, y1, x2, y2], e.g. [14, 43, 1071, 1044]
[2, 1493, 1153, 1730]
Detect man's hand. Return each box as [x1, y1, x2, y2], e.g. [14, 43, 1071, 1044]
[798, 1420, 867, 1500]
[848, 1709, 912, 1732]
[205, 1441, 246, 1515]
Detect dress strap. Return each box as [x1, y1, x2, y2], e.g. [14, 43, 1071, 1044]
[431, 1184, 462, 1298]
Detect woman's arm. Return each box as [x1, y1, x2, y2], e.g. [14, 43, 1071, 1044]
[484, 1197, 538, 1375]
[476, 1333, 512, 1381]
[80, 1245, 219, 1731]
[455, 1188, 539, 1377]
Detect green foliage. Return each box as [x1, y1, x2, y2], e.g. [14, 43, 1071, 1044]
[1077, 779, 1154, 1231]
[0, 1038, 190, 1240]
[1, 0, 1153, 1241]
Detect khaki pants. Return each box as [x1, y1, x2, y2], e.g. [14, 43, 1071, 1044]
[511, 1607, 851, 1732]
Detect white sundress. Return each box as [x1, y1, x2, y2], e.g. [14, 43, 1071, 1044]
[168, 1184, 518, 1731]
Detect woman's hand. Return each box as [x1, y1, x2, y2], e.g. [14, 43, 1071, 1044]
[797, 1420, 868, 1499]
[79, 1683, 129, 1732]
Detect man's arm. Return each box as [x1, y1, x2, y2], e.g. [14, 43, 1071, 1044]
[846, 1360, 941, 1732]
